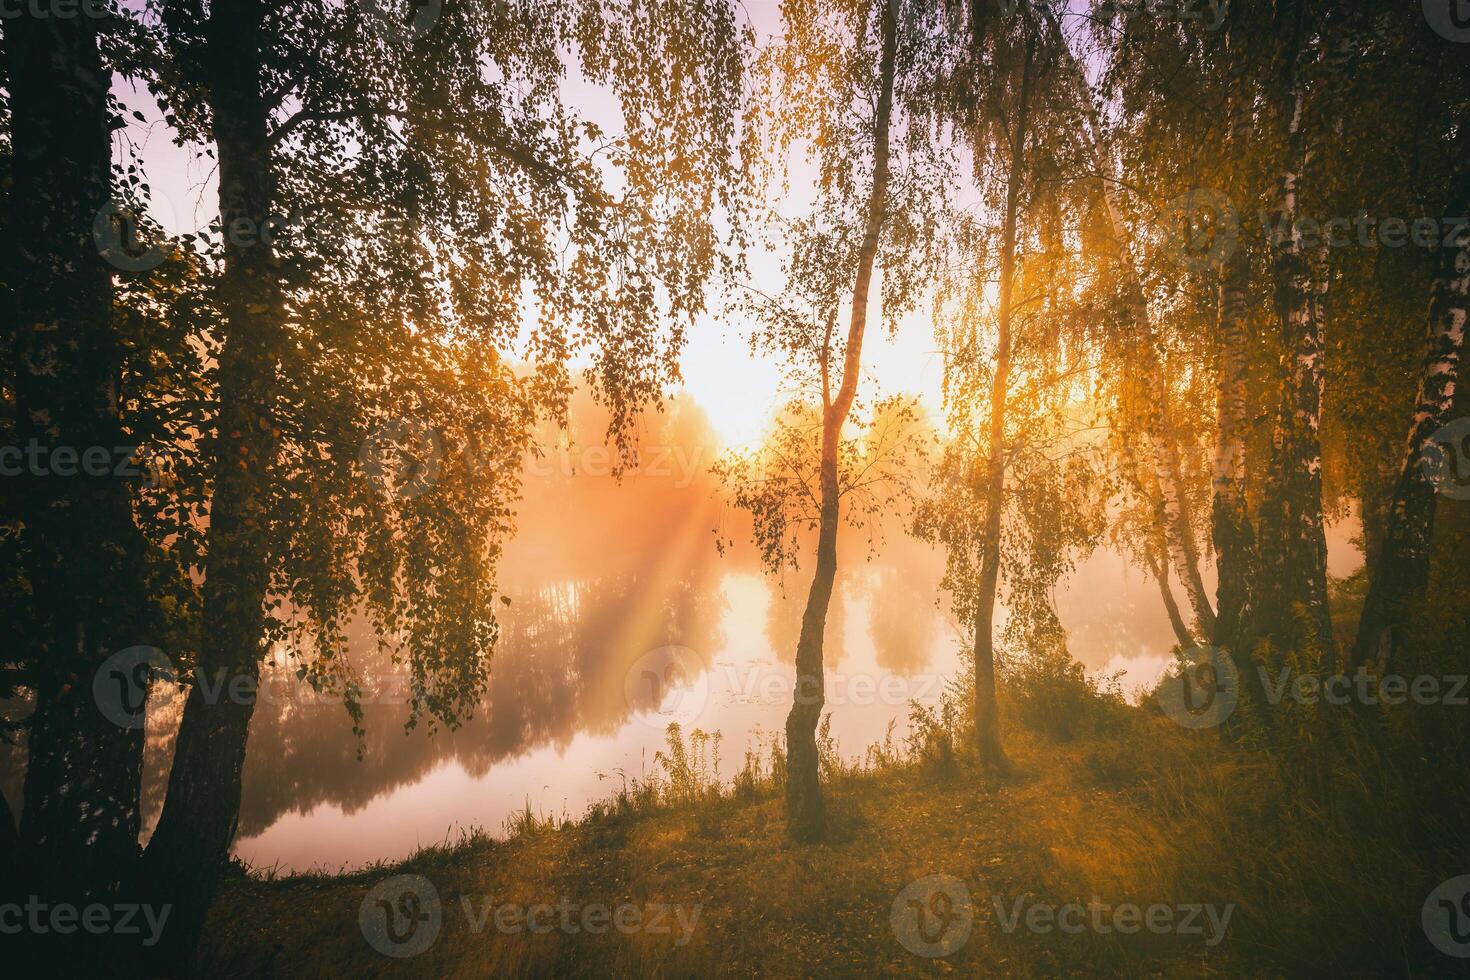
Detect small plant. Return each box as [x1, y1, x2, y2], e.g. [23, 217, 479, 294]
[1002, 641, 1124, 741]
[815, 713, 844, 781]
[863, 718, 901, 771]
[733, 730, 786, 799]
[654, 723, 723, 806]
[905, 697, 957, 774]
[503, 797, 555, 838]
[894, 665, 977, 773]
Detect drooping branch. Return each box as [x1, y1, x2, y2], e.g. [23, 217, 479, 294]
[1039, 2, 1217, 639]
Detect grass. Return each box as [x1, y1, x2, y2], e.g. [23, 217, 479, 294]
[197, 666, 1469, 979]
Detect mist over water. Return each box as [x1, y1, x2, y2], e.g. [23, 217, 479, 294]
[5, 391, 1310, 873]
[141, 389, 967, 871]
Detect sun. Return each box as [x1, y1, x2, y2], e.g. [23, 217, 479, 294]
[677, 321, 787, 453]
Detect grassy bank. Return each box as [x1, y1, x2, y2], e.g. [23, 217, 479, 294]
[199, 674, 1467, 978]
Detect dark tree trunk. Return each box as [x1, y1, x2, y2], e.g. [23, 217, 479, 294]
[970, 412, 1009, 770]
[142, 0, 286, 966]
[1211, 245, 1255, 654]
[1145, 540, 1195, 649]
[0, 785, 18, 883]
[785, 0, 897, 843]
[1357, 461, 1395, 573]
[3, 5, 151, 915]
[1348, 167, 1469, 672]
[786, 440, 840, 842]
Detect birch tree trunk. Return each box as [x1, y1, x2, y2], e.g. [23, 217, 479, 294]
[1144, 540, 1196, 648]
[786, 0, 897, 842]
[142, 0, 286, 964]
[969, 30, 1036, 771]
[1251, 4, 1335, 667]
[1349, 167, 1470, 672]
[1211, 244, 1255, 653]
[1039, 4, 1216, 640]
[4, 6, 152, 918]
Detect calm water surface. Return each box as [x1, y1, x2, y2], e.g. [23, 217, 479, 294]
[140, 510, 963, 872]
[3, 397, 1243, 873]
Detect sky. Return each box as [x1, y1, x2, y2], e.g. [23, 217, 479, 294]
[105, 1, 958, 453]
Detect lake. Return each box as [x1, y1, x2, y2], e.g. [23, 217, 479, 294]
[4, 395, 1210, 873]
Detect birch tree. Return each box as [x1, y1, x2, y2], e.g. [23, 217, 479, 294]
[730, 0, 946, 840]
[1344, 8, 1470, 673]
[1246, 0, 1335, 668]
[921, 0, 1107, 769]
[1040, 2, 1217, 641]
